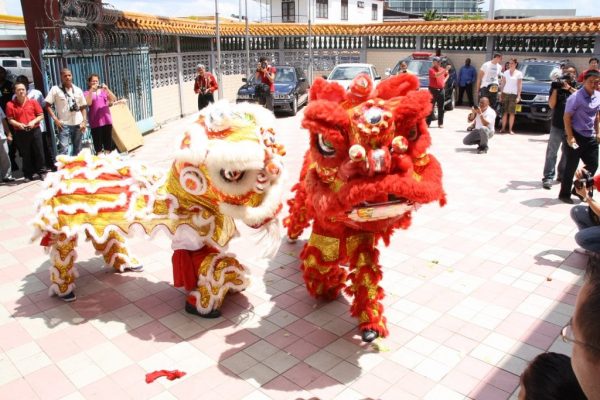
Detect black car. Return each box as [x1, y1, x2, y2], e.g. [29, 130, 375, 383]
[386, 52, 458, 114]
[236, 65, 309, 115]
[511, 59, 564, 132]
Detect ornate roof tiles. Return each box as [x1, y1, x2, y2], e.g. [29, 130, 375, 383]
[115, 12, 600, 37]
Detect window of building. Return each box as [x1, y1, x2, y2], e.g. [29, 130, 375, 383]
[316, 0, 328, 18]
[341, 0, 348, 20]
[282, 0, 295, 22]
[372, 3, 378, 20]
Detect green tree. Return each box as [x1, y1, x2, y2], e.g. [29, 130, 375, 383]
[423, 9, 441, 21]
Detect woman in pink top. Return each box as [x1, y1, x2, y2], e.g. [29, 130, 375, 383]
[84, 74, 117, 154]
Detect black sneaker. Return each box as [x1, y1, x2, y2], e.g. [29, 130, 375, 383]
[2, 177, 15, 183]
[542, 179, 552, 190]
[60, 291, 77, 302]
[558, 196, 574, 204]
[477, 146, 488, 154]
[185, 302, 221, 318]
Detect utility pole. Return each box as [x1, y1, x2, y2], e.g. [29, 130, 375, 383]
[245, 0, 251, 79]
[308, 0, 313, 83]
[215, 0, 223, 99]
[488, 0, 495, 19]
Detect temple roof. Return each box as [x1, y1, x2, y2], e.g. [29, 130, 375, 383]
[115, 11, 600, 37]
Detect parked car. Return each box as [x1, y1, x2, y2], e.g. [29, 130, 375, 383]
[510, 58, 563, 132]
[386, 52, 457, 114]
[0, 57, 33, 82]
[325, 63, 381, 90]
[236, 65, 309, 115]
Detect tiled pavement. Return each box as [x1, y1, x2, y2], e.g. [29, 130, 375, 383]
[0, 105, 587, 400]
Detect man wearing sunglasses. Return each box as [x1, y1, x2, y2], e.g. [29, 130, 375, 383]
[562, 264, 600, 399]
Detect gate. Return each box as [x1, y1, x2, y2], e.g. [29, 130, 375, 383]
[40, 50, 155, 133]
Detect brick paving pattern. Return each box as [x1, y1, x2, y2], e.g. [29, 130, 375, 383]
[0, 106, 585, 399]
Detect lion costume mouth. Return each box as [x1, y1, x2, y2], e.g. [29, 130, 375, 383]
[347, 195, 417, 223]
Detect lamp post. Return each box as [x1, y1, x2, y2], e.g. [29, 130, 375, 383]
[215, 0, 223, 99]
[245, 0, 251, 79]
[308, 0, 313, 83]
[488, 0, 495, 19]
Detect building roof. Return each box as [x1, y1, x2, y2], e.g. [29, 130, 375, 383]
[114, 12, 600, 37]
[0, 14, 24, 25]
[3, 11, 599, 37]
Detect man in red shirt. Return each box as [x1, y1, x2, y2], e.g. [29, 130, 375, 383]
[194, 64, 219, 111]
[255, 57, 276, 111]
[577, 57, 599, 83]
[6, 82, 45, 182]
[428, 56, 449, 129]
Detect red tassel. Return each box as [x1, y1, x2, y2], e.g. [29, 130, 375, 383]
[145, 370, 186, 383]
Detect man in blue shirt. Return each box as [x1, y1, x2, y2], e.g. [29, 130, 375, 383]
[558, 70, 600, 203]
[457, 58, 476, 107]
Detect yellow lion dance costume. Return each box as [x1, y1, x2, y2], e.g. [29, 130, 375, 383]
[32, 101, 285, 318]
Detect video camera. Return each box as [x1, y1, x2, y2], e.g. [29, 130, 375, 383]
[67, 96, 80, 112]
[574, 170, 595, 190]
[551, 74, 575, 90]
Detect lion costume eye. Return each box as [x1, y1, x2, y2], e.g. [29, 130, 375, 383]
[220, 169, 246, 183]
[317, 134, 336, 157]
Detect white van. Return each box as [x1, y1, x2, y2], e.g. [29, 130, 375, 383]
[0, 58, 33, 82]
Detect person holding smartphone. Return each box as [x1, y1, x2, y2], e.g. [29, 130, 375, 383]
[84, 74, 117, 155]
[462, 97, 496, 154]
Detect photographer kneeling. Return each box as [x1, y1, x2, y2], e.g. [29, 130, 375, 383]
[571, 168, 600, 255]
[255, 57, 276, 111]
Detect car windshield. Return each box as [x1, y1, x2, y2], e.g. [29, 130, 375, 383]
[406, 60, 432, 76]
[519, 64, 560, 82]
[330, 66, 370, 80]
[275, 68, 296, 83]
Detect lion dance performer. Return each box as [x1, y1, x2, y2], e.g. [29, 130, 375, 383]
[284, 74, 446, 341]
[32, 101, 285, 318]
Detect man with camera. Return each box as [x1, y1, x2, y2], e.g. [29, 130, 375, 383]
[462, 96, 496, 154]
[255, 57, 276, 111]
[193, 64, 218, 111]
[558, 70, 600, 203]
[427, 56, 450, 129]
[570, 168, 600, 254]
[45, 68, 87, 156]
[541, 64, 578, 190]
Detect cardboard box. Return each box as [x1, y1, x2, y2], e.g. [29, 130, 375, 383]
[110, 101, 143, 152]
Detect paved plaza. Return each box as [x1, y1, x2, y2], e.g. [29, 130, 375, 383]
[0, 105, 587, 400]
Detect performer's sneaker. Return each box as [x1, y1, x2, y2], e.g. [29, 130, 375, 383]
[60, 291, 77, 302]
[185, 302, 221, 318]
[361, 329, 379, 343]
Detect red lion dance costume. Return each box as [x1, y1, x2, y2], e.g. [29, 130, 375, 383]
[284, 73, 446, 342]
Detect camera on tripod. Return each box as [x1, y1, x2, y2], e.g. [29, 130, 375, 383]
[574, 170, 595, 190]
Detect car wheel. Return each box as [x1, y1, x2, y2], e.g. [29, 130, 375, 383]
[290, 96, 298, 116]
[445, 88, 455, 111]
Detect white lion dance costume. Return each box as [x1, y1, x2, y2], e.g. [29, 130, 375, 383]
[32, 101, 286, 318]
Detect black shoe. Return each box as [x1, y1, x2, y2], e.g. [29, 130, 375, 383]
[2, 177, 15, 183]
[38, 172, 47, 181]
[542, 179, 552, 190]
[559, 196, 574, 204]
[23, 177, 32, 183]
[361, 329, 379, 343]
[60, 291, 77, 302]
[477, 146, 488, 154]
[185, 301, 221, 318]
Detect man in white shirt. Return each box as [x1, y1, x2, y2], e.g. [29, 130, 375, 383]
[476, 53, 503, 108]
[463, 97, 496, 154]
[44, 68, 87, 156]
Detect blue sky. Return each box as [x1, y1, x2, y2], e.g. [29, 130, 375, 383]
[5, 0, 598, 18]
